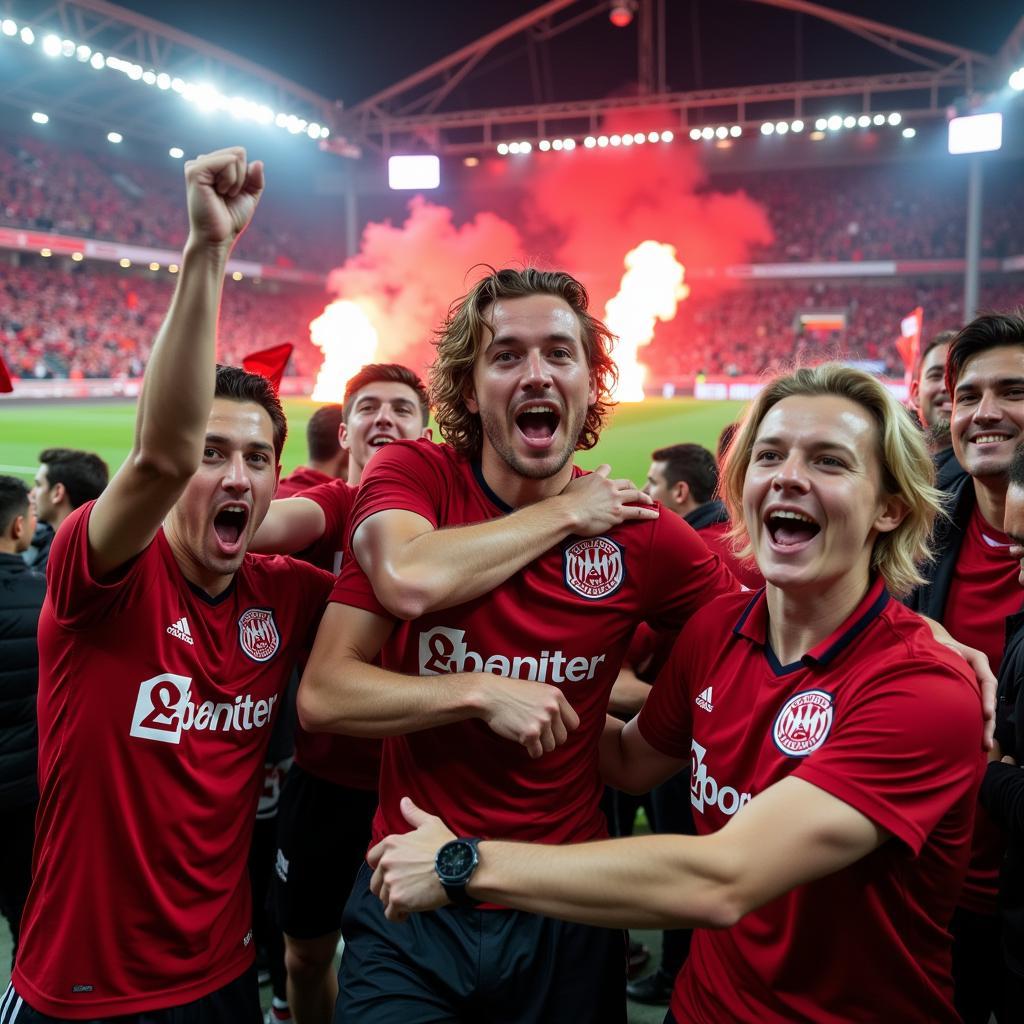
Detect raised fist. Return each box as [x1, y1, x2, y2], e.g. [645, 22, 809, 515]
[183, 146, 264, 250]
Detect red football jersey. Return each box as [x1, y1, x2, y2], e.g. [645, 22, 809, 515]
[14, 502, 333, 1019]
[290, 479, 382, 791]
[697, 520, 764, 590]
[638, 577, 984, 1024]
[331, 438, 737, 847]
[275, 465, 332, 499]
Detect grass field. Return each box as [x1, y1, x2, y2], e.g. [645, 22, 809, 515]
[0, 396, 751, 485]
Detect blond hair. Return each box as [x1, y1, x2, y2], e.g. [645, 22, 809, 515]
[429, 267, 617, 456]
[721, 363, 941, 597]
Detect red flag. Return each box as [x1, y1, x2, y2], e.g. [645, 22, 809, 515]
[895, 307, 923, 387]
[0, 351, 13, 393]
[243, 343, 293, 394]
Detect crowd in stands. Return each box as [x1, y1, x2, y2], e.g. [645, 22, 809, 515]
[0, 136, 344, 271]
[716, 164, 1024, 263]
[0, 262, 327, 379]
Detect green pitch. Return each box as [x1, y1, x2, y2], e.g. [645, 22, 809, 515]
[0, 397, 750, 487]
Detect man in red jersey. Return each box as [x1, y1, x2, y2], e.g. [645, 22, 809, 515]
[906, 312, 1024, 1023]
[276, 404, 348, 498]
[5, 148, 333, 1024]
[298, 268, 737, 1023]
[255, 364, 432, 1024]
[369, 363, 985, 1024]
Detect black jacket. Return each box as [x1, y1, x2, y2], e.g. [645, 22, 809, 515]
[22, 521, 54, 574]
[684, 499, 729, 532]
[0, 552, 45, 809]
[934, 446, 966, 491]
[980, 610, 1024, 977]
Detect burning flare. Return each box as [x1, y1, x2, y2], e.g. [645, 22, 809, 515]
[604, 241, 688, 402]
[309, 300, 380, 402]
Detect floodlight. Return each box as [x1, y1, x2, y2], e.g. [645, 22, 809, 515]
[107, 131, 122, 143]
[31, 112, 49, 124]
[887, 112, 901, 125]
[150, 262, 161, 271]
[827, 115, 842, 130]
[948, 112, 1002, 155]
[320, 126, 330, 138]
[172, 77, 185, 93]
[520, 141, 532, 153]
[621, 133, 634, 146]
[119, 258, 131, 268]
[90, 51, 104, 69]
[61, 39, 74, 57]
[497, 143, 509, 155]
[760, 122, 774, 135]
[689, 128, 701, 141]
[157, 73, 171, 89]
[633, 132, 645, 143]
[306, 124, 320, 139]
[40, 248, 52, 257]
[701, 126, 714, 140]
[20, 26, 34, 44]
[660, 130, 673, 142]
[508, 142, 521, 154]
[610, 134, 622, 145]
[842, 115, 856, 128]
[1011, 68, 1024, 91]
[389, 155, 441, 189]
[232, 271, 243, 281]
[584, 136, 597, 148]
[71, 252, 83, 261]
[715, 126, 728, 139]
[597, 135, 609, 147]
[539, 139, 551, 151]
[142, 70, 156, 85]
[790, 120, 803, 133]
[76, 44, 91, 61]
[169, 146, 184, 159]
[873, 113, 885, 126]
[552, 139, 563, 150]
[42, 34, 62, 57]
[729, 125, 742, 137]
[169, 265, 179, 274]
[857, 115, 870, 127]
[563, 138, 576, 150]
[1, 20, 17, 36]
[775, 121, 788, 135]
[648, 131, 659, 142]
[902, 127, 916, 139]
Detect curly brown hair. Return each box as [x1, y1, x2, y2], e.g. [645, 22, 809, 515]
[429, 267, 618, 456]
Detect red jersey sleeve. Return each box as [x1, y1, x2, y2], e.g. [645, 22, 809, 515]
[635, 619, 700, 758]
[329, 541, 391, 618]
[46, 501, 154, 629]
[795, 661, 984, 854]
[295, 479, 355, 574]
[348, 438, 448, 540]
[640, 510, 738, 632]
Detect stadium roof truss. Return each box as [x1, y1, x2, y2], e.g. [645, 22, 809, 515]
[338, 0, 1000, 156]
[0, 0, 339, 147]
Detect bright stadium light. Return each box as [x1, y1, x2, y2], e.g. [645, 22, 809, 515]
[729, 125, 742, 137]
[842, 115, 856, 128]
[760, 122, 774, 135]
[552, 139, 563, 150]
[61, 39, 74, 57]
[42, 34, 62, 57]
[508, 142, 521, 154]
[119, 258, 131, 268]
[107, 131, 123, 143]
[873, 113, 885, 126]
[948, 112, 1002, 155]
[597, 135, 609, 147]
[857, 115, 871, 127]
[621, 133, 634, 146]
[610, 134, 622, 145]
[790, 120, 804, 133]
[142, 70, 156, 85]
[156, 72, 171, 89]
[715, 126, 728, 139]
[584, 135, 597, 148]
[389, 155, 441, 189]
[497, 143, 509, 155]
[563, 138, 576, 150]
[520, 141, 532, 153]
[648, 131, 659, 142]
[76, 44, 91, 61]
[90, 52, 104, 69]
[1011, 68, 1024, 91]
[814, 118, 827, 130]
[150, 262, 161, 271]
[775, 121, 788, 134]
[1, 20, 17, 36]
[700, 126, 714, 140]
[31, 111, 49, 124]
[827, 115, 842, 130]
[539, 139, 551, 151]
[888, 112, 902, 126]
[71, 252, 83, 262]
[660, 130, 673, 142]
[902, 127, 916, 138]
[40, 248, 52, 257]
[20, 26, 34, 45]
[632, 132, 644, 144]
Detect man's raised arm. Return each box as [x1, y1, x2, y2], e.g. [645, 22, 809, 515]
[87, 147, 264, 577]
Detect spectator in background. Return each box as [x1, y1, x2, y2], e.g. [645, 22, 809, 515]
[910, 329, 960, 483]
[276, 405, 348, 499]
[643, 443, 763, 590]
[905, 312, 1024, 1024]
[981, 442, 1024, 1017]
[0, 475, 44, 970]
[25, 448, 108, 572]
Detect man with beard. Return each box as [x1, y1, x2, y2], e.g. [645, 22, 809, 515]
[910, 329, 960, 485]
[298, 268, 737, 1023]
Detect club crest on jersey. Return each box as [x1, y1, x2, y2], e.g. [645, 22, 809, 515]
[772, 689, 834, 757]
[563, 536, 624, 600]
[238, 607, 280, 663]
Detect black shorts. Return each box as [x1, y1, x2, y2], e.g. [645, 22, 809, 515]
[335, 862, 628, 1024]
[0, 966, 260, 1023]
[272, 763, 377, 940]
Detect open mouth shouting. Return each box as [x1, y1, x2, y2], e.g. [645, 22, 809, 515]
[212, 502, 251, 557]
[514, 402, 562, 450]
[368, 433, 397, 449]
[764, 507, 822, 553]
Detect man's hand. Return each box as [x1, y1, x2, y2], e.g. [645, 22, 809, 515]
[368, 798, 457, 922]
[558, 465, 657, 537]
[185, 146, 264, 250]
[477, 676, 580, 758]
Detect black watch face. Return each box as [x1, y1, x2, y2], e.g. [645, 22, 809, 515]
[437, 842, 475, 879]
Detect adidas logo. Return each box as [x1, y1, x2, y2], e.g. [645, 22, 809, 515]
[695, 686, 714, 713]
[167, 617, 194, 646]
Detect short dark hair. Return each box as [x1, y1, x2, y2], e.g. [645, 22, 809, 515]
[38, 448, 109, 509]
[0, 475, 30, 534]
[306, 404, 345, 462]
[915, 329, 958, 381]
[215, 364, 287, 459]
[1010, 444, 1024, 490]
[651, 443, 719, 505]
[716, 423, 740, 468]
[946, 311, 1024, 395]
[343, 364, 430, 427]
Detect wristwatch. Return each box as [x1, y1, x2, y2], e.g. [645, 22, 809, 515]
[434, 837, 482, 907]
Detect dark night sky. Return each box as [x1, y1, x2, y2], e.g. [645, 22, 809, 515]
[111, 1, 1018, 108]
